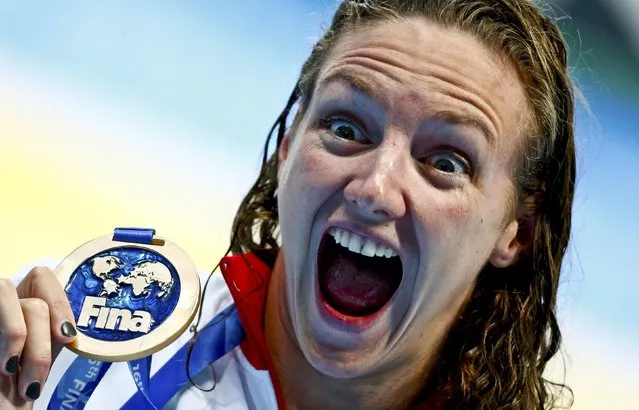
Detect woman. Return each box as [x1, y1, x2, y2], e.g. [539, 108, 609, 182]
[0, 0, 576, 408]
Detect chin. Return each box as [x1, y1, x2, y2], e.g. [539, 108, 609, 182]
[298, 316, 391, 379]
[304, 346, 378, 379]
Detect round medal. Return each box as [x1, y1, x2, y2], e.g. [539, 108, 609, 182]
[54, 228, 201, 362]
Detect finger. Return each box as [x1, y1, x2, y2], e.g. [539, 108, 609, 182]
[0, 373, 30, 409]
[0, 278, 27, 377]
[17, 266, 77, 346]
[17, 298, 51, 402]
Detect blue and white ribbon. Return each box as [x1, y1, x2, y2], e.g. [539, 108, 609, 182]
[47, 228, 245, 410]
[47, 303, 244, 410]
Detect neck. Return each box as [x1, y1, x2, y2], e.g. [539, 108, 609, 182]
[264, 252, 428, 410]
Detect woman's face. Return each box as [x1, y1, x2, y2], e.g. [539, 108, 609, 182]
[276, 17, 530, 379]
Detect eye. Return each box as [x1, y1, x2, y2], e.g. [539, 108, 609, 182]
[425, 152, 471, 175]
[322, 117, 367, 143]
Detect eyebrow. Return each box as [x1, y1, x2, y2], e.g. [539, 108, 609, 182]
[317, 70, 496, 146]
[430, 110, 495, 146]
[318, 70, 386, 105]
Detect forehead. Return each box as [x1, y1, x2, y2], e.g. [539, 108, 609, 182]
[314, 17, 530, 148]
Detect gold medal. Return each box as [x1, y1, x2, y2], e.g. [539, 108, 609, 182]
[54, 228, 201, 362]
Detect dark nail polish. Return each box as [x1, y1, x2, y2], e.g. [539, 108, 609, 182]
[26, 381, 41, 401]
[61, 321, 77, 338]
[5, 355, 19, 374]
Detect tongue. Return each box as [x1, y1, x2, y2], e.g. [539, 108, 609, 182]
[320, 249, 397, 317]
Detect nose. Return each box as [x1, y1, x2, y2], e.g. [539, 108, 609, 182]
[343, 143, 408, 222]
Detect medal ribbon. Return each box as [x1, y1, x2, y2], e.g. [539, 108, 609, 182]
[47, 228, 246, 410]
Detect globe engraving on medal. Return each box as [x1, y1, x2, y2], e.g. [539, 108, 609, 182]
[65, 247, 181, 342]
[54, 231, 201, 362]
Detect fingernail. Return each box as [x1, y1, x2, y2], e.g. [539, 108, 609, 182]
[5, 355, 19, 374]
[26, 381, 41, 401]
[61, 321, 77, 338]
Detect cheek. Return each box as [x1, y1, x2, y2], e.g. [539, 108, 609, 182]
[443, 201, 473, 222]
[278, 139, 344, 229]
[413, 190, 499, 278]
[281, 139, 344, 198]
[293, 151, 326, 188]
[414, 190, 476, 236]
[434, 187, 507, 236]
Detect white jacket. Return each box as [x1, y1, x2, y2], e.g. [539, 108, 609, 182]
[12, 258, 278, 410]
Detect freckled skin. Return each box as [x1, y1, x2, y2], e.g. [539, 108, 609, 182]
[266, 18, 530, 409]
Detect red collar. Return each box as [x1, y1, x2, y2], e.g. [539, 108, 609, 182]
[219, 252, 286, 410]
[219, 252, 450, 410]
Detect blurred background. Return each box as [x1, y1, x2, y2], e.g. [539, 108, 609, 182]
[0, 1, 636, 408]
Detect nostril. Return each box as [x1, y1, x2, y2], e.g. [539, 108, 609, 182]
[356, 194, 375, 208]
[373, 209, 390, 217]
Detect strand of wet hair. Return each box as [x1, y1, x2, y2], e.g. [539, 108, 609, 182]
[262, 82, 300, 165]
[184, 83, 300, 392]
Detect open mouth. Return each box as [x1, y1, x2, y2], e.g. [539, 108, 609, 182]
[317, 227, 403, 317]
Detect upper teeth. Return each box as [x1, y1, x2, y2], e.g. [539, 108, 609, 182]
[327, 227, 398, 258]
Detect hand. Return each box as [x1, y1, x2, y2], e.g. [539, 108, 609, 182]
[0, 266, 77, 408]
